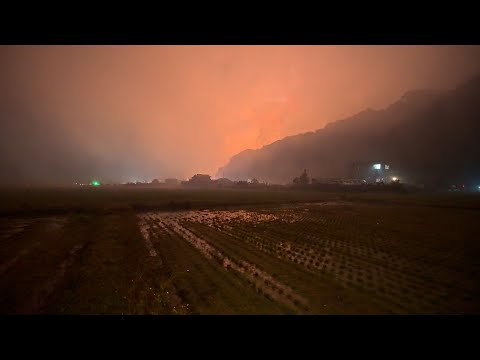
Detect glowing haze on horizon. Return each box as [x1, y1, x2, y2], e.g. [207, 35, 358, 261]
[1, 45, 480, 184]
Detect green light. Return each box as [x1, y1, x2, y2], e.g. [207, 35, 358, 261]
[91, 180, 100, 186]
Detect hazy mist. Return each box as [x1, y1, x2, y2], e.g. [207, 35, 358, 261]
[1, 45, 480, 185]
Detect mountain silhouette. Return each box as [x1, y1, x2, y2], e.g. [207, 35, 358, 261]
[218, 75, 480, 186]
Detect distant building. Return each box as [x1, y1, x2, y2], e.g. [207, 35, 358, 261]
[164, 178, 180, 185]
[339, 179, 366, 186]
[236, 180, 249, 187]
[350, 161, 398, 184]
[248, 178, 265, 188]
[215, 178, 234, 188]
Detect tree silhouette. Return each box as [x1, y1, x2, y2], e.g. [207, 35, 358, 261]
[299, 169, 310, 185]
[293, 169, 310, 185]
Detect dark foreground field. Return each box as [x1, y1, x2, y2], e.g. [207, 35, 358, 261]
[1, 188, 479, 314]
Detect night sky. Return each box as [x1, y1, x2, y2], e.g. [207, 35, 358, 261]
[1, 45, 479, 185]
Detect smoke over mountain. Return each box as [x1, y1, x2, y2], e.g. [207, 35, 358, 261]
[218, 75, 480, 185]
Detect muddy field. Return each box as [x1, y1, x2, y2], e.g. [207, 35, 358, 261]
[1, 191, 479, 314]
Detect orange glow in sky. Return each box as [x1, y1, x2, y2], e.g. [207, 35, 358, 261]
[1, 45, 479, 181]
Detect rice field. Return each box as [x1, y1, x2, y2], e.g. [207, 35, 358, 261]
[1, 189, 479, 314]
[137, 203, 480, 314]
